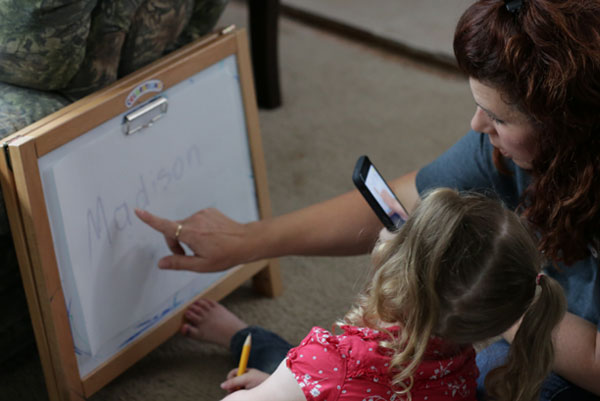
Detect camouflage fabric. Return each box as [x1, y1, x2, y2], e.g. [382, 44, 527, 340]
[61, 0, 149, 99]
[64, 0, 229, 99]
[0, 82, 70, 139]
[0, 0, 96, 90]
[0, 0, 229, 99]
[174, 0, 230, 50]
[118, 0, 196, 77]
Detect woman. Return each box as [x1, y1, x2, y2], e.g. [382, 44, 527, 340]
[136, 0, 600, 399]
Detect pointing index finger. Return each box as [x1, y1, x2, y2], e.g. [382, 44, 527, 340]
[135, 209, 179, 238]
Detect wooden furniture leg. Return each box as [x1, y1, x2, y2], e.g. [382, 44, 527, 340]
[248, 0, 282, 109]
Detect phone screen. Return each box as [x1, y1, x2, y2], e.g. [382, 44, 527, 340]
[364, 165, 406, 228]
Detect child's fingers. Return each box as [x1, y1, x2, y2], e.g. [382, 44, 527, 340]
[225, 368, 239, 380]
[221, 369, 269, 392]
[220, 375, 245, 392]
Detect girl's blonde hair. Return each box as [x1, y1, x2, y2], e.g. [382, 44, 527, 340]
[342, 188, 566, 401]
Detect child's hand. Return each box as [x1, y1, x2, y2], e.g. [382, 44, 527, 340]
[220, 368, 269, 392]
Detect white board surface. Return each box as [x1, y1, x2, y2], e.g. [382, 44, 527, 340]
[38, 55, 259, 376]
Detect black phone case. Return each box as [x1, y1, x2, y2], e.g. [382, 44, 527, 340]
[352, 155, 399, 231]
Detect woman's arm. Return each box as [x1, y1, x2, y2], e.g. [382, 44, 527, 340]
[135, 171, 420, 272]
[255, 170, 420, 259]
[504, 312, 600, 394]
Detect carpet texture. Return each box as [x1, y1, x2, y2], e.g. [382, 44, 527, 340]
[0, 2, 474, 400]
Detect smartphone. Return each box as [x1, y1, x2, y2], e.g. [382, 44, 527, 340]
[352, 155, 408, 231]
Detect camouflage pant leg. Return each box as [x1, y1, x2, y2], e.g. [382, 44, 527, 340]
[174, 0, 230, 49]
[62, 0, 149, 100]
[64, 0, 229, 100]
[0, 0, 96, 90]
[120, 0, 230, 74]
[118, 0, 196, 76]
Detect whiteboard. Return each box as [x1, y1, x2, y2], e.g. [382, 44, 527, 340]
[38, 55, 259, 377]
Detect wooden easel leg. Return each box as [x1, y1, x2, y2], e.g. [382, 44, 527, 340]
[252, 259, 283, 297]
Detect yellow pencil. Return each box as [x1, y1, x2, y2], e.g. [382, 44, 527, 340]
[237, 333, 252, 376]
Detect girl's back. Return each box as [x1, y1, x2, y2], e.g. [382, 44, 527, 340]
[222, 188, 566, 401]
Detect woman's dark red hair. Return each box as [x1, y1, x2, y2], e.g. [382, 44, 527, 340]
[454, 0, 600, 264]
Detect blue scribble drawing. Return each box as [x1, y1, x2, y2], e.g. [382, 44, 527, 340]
[118, 295, 184, 348]
[66, 298, 91, 357]
[222, 55, 239, 83]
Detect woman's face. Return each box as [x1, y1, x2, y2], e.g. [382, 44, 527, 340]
[469, 78, 537, 170]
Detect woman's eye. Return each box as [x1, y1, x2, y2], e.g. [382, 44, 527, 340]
[488, 114, 504, 125]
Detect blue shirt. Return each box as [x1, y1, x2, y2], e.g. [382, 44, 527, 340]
[416, 130, 600, 329]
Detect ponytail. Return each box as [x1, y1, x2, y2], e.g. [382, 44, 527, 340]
[484, 274, 566, 401]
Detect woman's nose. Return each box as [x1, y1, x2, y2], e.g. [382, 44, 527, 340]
[471, 107, 492, 135]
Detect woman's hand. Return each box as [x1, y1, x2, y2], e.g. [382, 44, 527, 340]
[220, 368, 270, 392]
[134, 208, 260, 272]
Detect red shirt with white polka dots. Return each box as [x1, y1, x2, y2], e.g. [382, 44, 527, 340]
[286, 325, 478, 401]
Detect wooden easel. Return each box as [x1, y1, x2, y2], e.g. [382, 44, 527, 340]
[0, 28, 281, 401]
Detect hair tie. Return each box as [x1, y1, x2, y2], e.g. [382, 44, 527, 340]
[536, 272, 545, 286]
[504, 0, 523, 13]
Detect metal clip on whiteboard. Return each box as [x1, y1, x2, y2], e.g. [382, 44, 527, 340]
[220, 24, 236, 35]
[122, 96, 168, 135]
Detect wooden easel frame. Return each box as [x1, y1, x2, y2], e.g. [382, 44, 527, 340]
[0, 28, 282, 401]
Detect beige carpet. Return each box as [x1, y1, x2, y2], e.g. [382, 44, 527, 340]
[0, 2, 474, 400]
[281, 0, 474, 66]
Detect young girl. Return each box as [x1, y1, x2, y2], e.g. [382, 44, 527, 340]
[221, 188, 566, 401]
